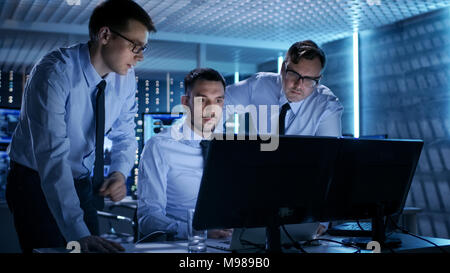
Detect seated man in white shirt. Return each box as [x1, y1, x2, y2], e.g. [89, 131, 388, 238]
[225, 40, 343, 234]
[137, 68, 231, 240]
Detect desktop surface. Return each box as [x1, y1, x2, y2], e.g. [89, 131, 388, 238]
[33, 233, 450, 254]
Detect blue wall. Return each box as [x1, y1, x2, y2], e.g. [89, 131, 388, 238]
[321, 37, 354, 136]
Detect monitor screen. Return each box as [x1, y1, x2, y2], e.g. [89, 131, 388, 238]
[193, 135, 342, 230]
[324, 138, 423, 221]
[0, 108, 20, 144]
[143, 112, 183, 144]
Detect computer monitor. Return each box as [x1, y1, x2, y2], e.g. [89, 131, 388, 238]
[359, 134, 388, 139]
[0, 108, 20, 144]
[324, 138, 423, 245]
[193, 135, 423, 251]
[143, 112, 183, 144]
[193, 135, 342, 251]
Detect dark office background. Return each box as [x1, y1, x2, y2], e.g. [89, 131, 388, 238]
[0, 1, 449, 252]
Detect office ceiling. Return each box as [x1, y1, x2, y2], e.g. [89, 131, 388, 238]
[0, 0, 449, 76]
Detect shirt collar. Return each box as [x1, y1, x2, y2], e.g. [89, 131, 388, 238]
[80, 43, 114, 88]
[167, 116, 205, 148]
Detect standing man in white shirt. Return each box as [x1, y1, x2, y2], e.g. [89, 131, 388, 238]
[225, 40, 343, 137]
[225, 40, 343, 235]
[138, 68, 232, 240]
[6, 0, 156, 253]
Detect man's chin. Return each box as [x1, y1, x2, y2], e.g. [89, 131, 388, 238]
[113, 67, 129, 75]
[287, 92, 306, 102]
[202, 122, 217, 133]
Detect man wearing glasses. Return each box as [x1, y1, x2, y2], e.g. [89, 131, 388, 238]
[225, 40, 343, 137]
[225, 40, 343, 235]
[6, 0, 155, 253]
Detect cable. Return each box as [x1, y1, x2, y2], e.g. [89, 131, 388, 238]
[237, 228, 265, 252]
[281, 225, 307, 253]
[388, 216, 448, 254]
[135, 230, 167, 244]
[357, 219, 396, 253]
[356, 220, 366, 231]
[303, 238, 362, 253]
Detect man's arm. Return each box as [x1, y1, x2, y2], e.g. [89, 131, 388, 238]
[26, 66, 91, 242]
[107, 77, 139, 181]
[137, 139, 188, 239]
[315, 98, 344, 137]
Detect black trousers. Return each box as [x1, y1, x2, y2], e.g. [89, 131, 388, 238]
[5, 161, 100, 253]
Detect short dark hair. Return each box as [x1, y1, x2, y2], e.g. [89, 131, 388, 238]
[184, 68, 226, 96]
[89, 0, 156, 41]
[285, 40, 326, 69]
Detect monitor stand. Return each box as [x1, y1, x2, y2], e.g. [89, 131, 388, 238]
[265, 224, 282, 253]
[342, 204, 402, 250]
[265, 212, 282, 253]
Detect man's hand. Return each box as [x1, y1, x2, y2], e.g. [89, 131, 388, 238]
[208, 229, 233, 239]
[99, 171, 127, 202]
[315, 224, 327, 237]
[78, 235, 125, 253]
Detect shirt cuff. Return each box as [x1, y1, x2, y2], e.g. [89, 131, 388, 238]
[175, 221, 189, 239]
[109, 162, 132, 179]
[64, 221, 91, 242]
[320, 222, 329, 230]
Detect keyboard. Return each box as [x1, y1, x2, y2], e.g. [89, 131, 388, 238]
[327, 222, 372, 237]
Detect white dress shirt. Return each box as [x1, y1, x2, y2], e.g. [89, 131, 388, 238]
[137, 119, 205, 239]
[225, 72, 344, 137]
[8, 43, 138, 241]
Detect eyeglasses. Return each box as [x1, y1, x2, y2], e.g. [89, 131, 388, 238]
[285, 67, 321, 89]
[109, 29, 148, 54]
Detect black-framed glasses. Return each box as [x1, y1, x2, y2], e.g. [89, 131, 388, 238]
[285, 67, 321, 89]
[110, 29, 148, 54]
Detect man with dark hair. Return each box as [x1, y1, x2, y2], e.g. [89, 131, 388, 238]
[6, 0, 155, 253]
[225, 40, 343, 137]
[137, 68, 231, 240]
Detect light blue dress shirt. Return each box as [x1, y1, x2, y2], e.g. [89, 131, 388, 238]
[137, 119, 205, 239]
[225, 72, 344, 137]
[8, 43, 138, 241]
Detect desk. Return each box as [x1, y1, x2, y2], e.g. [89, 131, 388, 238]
[34, 233, 450, 253]
[300, 233, 450, 253]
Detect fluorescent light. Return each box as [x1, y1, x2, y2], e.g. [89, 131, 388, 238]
[234, 72, 239, 83]
[353, 31, 360, 138]
[234, 113, 239, 134]
[277, 56, 283, 74]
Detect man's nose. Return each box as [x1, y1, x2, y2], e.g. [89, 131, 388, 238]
[293, 78, 303, 89]
[135, 51, 144, 62]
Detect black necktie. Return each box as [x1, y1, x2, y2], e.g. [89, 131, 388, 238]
[93, 80, 106, 210]
[199, 140, 210, 167]
[279, 103, 291, 135]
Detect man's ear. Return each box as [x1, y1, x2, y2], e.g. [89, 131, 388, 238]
[98, 26, 111, 45]
[280, 60, 286, 74]
[181, 95, 189, 107]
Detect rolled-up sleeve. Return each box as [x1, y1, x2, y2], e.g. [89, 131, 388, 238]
[27, 66, 90, 242]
